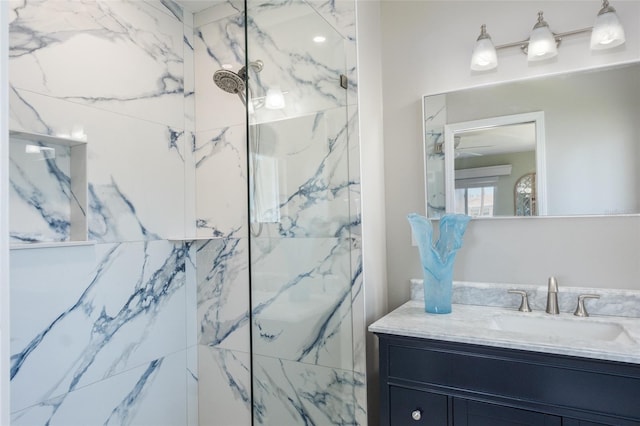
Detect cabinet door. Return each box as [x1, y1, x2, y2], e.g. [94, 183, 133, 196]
[389, 386, 448, 426]
[453, 399, 561, 426]
[563, 419, 614, 426]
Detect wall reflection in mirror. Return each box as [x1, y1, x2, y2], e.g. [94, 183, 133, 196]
[424, 61, 640, 219]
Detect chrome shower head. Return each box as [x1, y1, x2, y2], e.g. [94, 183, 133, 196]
[213, 69, 246, 95]
[213, 60, 263, 106]
[213, 60, 263, 93]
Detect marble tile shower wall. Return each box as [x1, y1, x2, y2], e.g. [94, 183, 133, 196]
[245, 1, 365, 424]
[8, 1, 197, 425]
[193, 0, 365, 424]
[8, 1, 364, 425]
[191, 3, 252, 425]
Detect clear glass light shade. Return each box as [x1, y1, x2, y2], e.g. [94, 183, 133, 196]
[470, 38, 498, 71]
[265, 87, 286, 110]
[591, 9, 625, 50]
[527, 25, 558, 61]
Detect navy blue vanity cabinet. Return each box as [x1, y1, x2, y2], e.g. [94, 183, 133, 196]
[376, 333, 640, 426]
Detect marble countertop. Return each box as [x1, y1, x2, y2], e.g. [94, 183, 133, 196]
[369, 300, 640, 364]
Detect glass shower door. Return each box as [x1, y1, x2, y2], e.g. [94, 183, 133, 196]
[245, 1, 362, 423]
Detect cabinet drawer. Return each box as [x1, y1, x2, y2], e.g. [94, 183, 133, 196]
[389, 386, 448, 426]
[453, 398, 561, 426]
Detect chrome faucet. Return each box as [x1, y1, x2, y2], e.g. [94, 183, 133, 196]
[574, 294, 600, 317]
[546, 276, 559, 314]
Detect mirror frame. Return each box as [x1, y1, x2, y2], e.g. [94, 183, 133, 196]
[443, 112, 548, 216]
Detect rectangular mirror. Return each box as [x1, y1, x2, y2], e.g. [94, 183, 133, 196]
[423, 61, 640, 219]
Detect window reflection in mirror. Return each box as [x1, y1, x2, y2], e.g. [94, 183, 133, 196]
[455, 186, 495, 217]
[515, 173, 537, 216]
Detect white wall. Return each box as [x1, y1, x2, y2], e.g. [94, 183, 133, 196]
[381, 0, 640, 310]
[356, 1, 387, 423]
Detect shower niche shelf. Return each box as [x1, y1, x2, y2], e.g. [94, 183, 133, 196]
[9, 130, 90, 249]
[168, 236, 219, 242]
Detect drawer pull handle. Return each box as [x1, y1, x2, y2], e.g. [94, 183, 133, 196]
[411, 409, 422, 421]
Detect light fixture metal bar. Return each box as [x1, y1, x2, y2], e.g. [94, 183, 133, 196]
[555, 27, 593, 38]
[494, 27, 592, 52]
[495, 39, 531, 50]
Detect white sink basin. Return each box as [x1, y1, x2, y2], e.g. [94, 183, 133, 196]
[490, 314, 635, 343]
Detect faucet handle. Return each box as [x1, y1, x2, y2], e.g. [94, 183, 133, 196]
[508, 290, 532, 312]
[574, 294, 600, 317]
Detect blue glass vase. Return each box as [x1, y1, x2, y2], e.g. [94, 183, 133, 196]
[408, 213, 471, 314]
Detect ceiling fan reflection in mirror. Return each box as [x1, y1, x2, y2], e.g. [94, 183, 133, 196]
[434, 135, 494, 157]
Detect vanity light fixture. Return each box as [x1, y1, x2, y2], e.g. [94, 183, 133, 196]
[591, 0, 626, 49]
[526, 11, 558, 61]
[470, 0, 626, 71]
[470, 24, 497, 71]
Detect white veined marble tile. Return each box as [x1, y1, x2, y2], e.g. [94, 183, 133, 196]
[9, 137, 74, 243]
[10, 240, 188, 414]
[197, 237, 250, 352]
[250, 236, 354, 370]
[349, 237, 365, 375]
[11, 349, 191, 426]
[185, 241, 198, 349]
[306, 0, 356, 42]
[194, 10, 246, 132]
[252, 109, 352, 239]
[194, 1, 244, 28]
[345, 37, 358, 105]
[10, 244, 98, 357]
[184, 21, 197, 239]
[145, 0, 185, 24]
[354, 370, 367, 425]
[245, 1, 348, 124]
[252, 355, 363, 425]
[9, 88, 187, 242]
[8, 0, 185, 128]
[194, 124, 248, 239]
[184, 25, 196, 133]
[184, 8, 195, 29]
[347, 105, 362, 238]
[198, 346, 251, 426]
[184, 131, 197, 238]
[187, 345, 199, 426]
